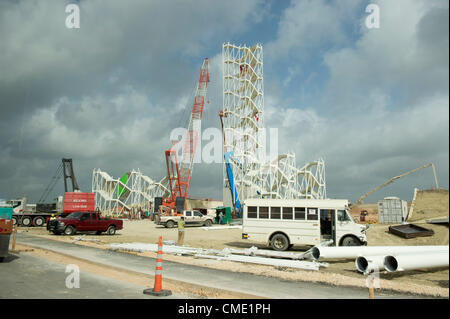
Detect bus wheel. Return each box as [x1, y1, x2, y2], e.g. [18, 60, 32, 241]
[271, 234, 289, 251]
[341, 236, 361, 246]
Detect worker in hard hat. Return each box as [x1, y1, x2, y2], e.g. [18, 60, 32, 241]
[47, 214, 57, 232]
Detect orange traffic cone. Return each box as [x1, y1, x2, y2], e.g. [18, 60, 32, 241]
[143, 236, 172, 296]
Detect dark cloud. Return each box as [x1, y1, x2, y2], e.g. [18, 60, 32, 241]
[0, 0, 263, 202]
[0, 0, 447, 206]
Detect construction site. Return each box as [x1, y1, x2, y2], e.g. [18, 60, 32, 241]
[1, 42, 448, 301]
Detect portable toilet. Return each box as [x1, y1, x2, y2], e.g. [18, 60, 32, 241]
[215, 206, 232, 224]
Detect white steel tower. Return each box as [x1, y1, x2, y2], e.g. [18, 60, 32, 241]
[222, 43, 265, 203]
[222, 43, 326, 203]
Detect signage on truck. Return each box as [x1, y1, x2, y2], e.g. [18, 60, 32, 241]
[0, 220, 13, 234]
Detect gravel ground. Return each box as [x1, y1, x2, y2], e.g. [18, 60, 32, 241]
[19, 218, 448, 297]
[15, 189, 448, 297]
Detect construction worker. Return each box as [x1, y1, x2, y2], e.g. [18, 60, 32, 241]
[177, 216, 185, 246]
[47, 214, 57, 232]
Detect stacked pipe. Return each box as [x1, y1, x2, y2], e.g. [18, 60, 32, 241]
[307, 245, 449, 274]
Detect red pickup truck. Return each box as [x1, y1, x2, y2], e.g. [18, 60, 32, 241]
[48, 211, 123, 236]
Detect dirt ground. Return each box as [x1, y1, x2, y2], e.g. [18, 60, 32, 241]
[21, 217, 449, 297]
[350, 204, 379, 223]
[408, 189, 449, 222]
[16, 189, 449, 298]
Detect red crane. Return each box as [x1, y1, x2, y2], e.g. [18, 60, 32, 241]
[162, 58, 210, 212]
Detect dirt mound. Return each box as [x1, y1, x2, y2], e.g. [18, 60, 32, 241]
[408, 189, 449, 222]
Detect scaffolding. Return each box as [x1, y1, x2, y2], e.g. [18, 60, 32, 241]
[92, 168, 169, 217]
[222, 43, 326, 203]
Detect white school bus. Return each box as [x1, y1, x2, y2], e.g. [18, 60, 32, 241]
[242, 198, 368, 251]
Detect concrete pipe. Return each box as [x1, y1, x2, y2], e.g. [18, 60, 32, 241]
[384, 251, 449, 272]
[310, 245, 448, 261]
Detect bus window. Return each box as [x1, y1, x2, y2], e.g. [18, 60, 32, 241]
[248, 206, 257, 218]
[282, 207, 293, 220]
[259, 207, 269, 219]
[270, 207, 281, 219]
[337, 210, 351, 222]
[307, 208, 318, 220]
[294, 207, 305, 220]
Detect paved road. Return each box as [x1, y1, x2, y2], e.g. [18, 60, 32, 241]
[0, 252, 187, 299]
[13, 233, 429, 299]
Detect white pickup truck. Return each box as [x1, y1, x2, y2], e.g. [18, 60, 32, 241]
[155, 210, 214, 228]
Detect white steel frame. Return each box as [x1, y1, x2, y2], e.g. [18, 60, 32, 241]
[92, 168, 169, 217]
[222, 43, 326, 201]
[222, 43, 265, 201]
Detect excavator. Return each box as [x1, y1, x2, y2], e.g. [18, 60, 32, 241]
[356, 163, 439, 204]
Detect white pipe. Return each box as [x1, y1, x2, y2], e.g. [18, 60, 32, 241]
[355, 255, 386, 274]
[384, 251, 449, 272]
[221, 246, 306, 260]
[310, 245, 449, 260]
[201, 225, 242, 230]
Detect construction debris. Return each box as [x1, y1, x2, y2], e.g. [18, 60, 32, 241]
[388, 224, 434, 239]
[108, 242, 327, 270]
[201, 225, 242, 230]
[109, 243, 209, 255]
[194, 254, 325, 271]
[71, 235, 102, 244]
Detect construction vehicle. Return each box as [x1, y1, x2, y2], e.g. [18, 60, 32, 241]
[8, 196, 64, 227]
[219, 110, 242, 218]
[357, 163, 439, 204]
[158, 58, 210, 215]
[242, 198, 368, 251]
[224, 151, 242, 218]
[47, 211, 123, 235]
[155, 209, 213, 228]
[11, 158, 94, 227]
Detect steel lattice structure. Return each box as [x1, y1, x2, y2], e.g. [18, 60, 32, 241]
[222, 43, 265, 202]
[222, 43, 326, 203]
[92, 168, 169, 217]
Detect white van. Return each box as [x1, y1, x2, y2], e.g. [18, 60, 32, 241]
[242, 198, 368, 251]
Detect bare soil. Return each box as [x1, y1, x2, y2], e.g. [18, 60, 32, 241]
[19, 189, 449, 297]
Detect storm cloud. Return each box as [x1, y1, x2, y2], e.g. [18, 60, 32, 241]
[0, 0, 448, 204]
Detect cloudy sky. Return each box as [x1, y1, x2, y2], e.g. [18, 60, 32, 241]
[0, 0, 448, 204]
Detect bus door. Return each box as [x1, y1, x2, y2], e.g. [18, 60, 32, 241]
[331, 209, 336, 246]
[319, 209, 337, 245]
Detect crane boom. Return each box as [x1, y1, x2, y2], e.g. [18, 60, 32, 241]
[357, 163, 439, 204]
[39, 158, 80, 203]
[164, 58, 210, 209]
